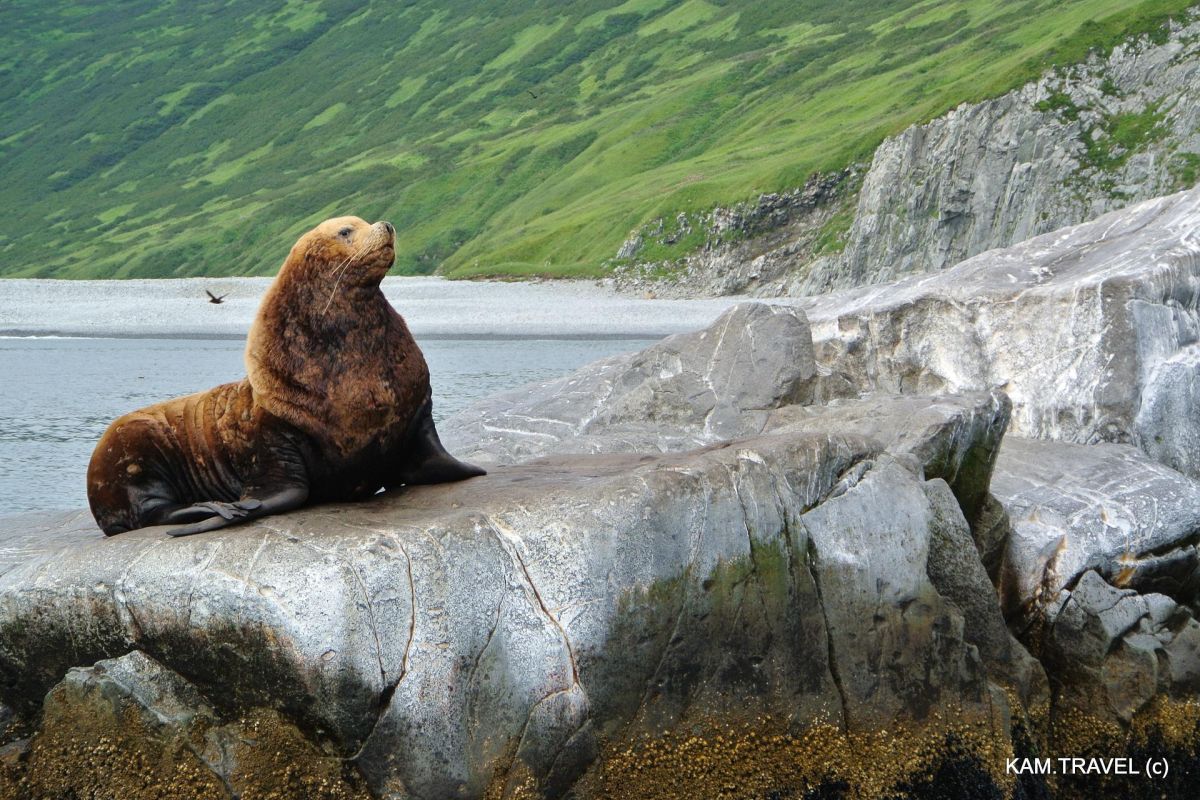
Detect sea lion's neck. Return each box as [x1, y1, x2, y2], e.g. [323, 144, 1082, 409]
[278, 277, 388, 330]
[245, 277, 413, 453]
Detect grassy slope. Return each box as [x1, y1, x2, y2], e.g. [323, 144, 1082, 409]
[0, 0, 1191, 279]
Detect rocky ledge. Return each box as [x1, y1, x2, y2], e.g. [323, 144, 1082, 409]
[5, 190, 1200, 799]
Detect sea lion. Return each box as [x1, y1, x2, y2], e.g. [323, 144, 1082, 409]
[87, 216, 485, 537]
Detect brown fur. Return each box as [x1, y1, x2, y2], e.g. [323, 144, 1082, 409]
[87, 216, 478, 536]
[246, 216, 424, 456]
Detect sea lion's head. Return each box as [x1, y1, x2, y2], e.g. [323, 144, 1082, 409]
[281, 215, 396, 288]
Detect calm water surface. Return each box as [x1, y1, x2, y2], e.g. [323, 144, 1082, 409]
[0, 335, 656, 516]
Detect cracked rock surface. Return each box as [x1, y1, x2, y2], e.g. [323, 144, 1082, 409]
[0, 392, 1024, 799]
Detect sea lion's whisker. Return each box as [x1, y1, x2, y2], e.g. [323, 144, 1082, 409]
[321, 241, 372, 316]
[327, 247, 361, 279]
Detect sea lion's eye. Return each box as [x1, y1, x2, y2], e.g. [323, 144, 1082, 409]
[338, 227, 353, 238]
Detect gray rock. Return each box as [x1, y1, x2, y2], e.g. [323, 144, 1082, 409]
[615, 233, 643, 260]
[1042, 571, 1200, 725]
[800, 186, 1200, 473]
[0, 393, 1020, 798]
[923, 477, 1049, 716]
[17, 650, 372, 798]
[1134, 344, 1200, 475]
[63, 650, 210, 730]
[991, 436, 1200, 624]
[441, 298, 1012, 531]
[924, 481, 1013, 669]
[442, 302, 818, 465]
[796, 456, 988, 728]
[764, 391, 1010, 527]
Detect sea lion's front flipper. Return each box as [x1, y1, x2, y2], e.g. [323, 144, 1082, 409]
[389, 398, 486, 487]
[164, 485, 308, 537]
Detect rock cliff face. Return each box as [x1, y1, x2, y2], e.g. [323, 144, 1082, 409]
[614, 13, 1200, 297]
[6, 188, 1200, 798]
[802, 14, 1200, 294]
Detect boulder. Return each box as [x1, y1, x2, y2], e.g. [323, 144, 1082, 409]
[1043, 570, 1200, 713]
[0, 391, 1028, 799]
[442, 302, 818, 466]
[991, 436, 1200, 628]
[9, 650, 370, 800]
[801, 185, 1200, 476]
[1038, 568, 1200, 788]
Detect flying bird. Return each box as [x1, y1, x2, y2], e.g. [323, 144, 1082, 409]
[206, 290, 227, 304]
[527, 90, 539, 99]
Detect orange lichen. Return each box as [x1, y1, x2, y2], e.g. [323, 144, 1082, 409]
[0, 683, 371, 800]
[571, 707, 1017, 800]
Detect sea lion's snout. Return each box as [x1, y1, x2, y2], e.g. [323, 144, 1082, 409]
[373, 220, 396, 250]
[370, 220, 396, 276]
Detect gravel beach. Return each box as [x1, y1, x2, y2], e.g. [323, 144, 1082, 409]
[0, 277, 760, 338]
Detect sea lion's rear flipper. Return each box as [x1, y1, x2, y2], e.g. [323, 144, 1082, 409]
[164, 485, 308, 537]
[389, 398, 486, 487]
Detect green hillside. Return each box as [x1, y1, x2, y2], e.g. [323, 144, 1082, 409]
[0, 0, 1192, 279]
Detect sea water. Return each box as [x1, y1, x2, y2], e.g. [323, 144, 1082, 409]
[0, 334, 657, 516]
[0, 276, 764, 518]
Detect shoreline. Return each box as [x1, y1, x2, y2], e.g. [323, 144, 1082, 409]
[0, 275, 762, 338]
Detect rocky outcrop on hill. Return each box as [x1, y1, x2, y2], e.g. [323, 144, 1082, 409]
[614, 12, 1200, 297]
[800, 14, 1200, 294]
[608, 169, 860, 297]
[8, 186, 1200, 798]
